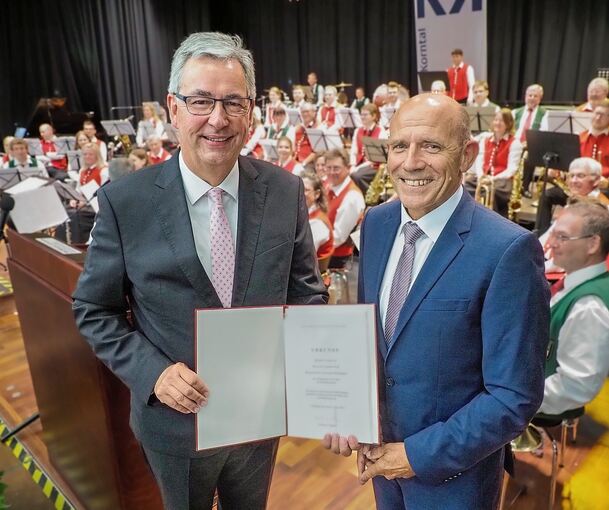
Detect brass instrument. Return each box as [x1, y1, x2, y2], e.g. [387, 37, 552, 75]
[508, 147, 528, 221]
[474, 174, 495, 209]
[365, 164, 394, 206]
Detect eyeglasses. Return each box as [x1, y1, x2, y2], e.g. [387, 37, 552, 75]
[550, 233, 595, 243]
[174, 93, 253, 117]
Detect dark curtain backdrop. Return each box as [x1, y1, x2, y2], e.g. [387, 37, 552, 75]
[1, 0, 608, 136]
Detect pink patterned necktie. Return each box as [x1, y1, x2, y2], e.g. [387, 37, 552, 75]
[208, 187, 235, 308]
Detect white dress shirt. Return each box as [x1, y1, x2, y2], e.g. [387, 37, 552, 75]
[513, 105, 549, 140]
[539, 262, 609, 415]
[379, 186, 463, 329]
[330, 177, 365, 247]
[179, 151, 239, 279]
[308, 205, 330, 251]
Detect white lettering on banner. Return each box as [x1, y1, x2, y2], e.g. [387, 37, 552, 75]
[418, 29, 428, 71]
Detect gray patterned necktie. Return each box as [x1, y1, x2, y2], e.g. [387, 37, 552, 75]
[384, 222, 425, 345]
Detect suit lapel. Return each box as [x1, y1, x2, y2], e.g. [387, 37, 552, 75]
[232, 156, 268, 307]
[386, 192, 474, 356]
[152, 155, 222, 306]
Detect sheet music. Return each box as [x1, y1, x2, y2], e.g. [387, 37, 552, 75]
[335, 108, 362, 129]
[9, 186, 69, 233]
[4, 177, 48, 195]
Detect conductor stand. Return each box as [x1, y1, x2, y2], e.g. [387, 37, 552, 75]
[101, 118, 136, 157]
[526, 130, 580, 236]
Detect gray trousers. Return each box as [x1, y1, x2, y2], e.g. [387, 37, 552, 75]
[142, 438, 278, 510]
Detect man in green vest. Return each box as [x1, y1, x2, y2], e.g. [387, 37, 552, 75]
[538, 201, 609, 416]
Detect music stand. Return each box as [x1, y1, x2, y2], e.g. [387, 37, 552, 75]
[101, 119, 136, 138]
[306, 129, 344, 152]
[259, 139, 279, 161]
[335, 108, 362, 129]
[546, 111, 593, 135]
[0, 168, 49, 190]
[380, 106, 397, 127]
[53, 180, 85, 202]
[464, 106, 496, 133]
[66, 150, 82, 171]
[24, 138, 43, 156]
[55, 136, 76, 152]
[362, 138, 389, 164]
[526, 130, 580, 231]
[418, 71, 449, 93]
[300, 86, 314, 102]
[285, 108, 302, 126]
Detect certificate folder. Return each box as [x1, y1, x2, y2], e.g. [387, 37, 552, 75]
[195, 304, 379, 451]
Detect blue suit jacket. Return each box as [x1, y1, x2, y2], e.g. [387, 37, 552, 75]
[358, 191, 549, 508]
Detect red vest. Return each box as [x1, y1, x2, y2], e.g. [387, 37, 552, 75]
[447, 64, 469, 101]
[320, 105, 336, 128]
[580, 131, 609, 178]
[483, 135, 516, 177]
[246, 127, 264, 159]
[355, 125, 382, 165]
[80, 166, 103, 186]
[327, 179, 362, 257]
[40, 139, 68, 170]
[148, 148, 172, 166]
[281, 158, 297, 173]
[295, 124, 313, 162]
[310, 208, 334, 260]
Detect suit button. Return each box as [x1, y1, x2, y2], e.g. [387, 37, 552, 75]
[386, 377, 395, 387]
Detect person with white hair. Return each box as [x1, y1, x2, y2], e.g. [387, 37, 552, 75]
[577, 77, 609, 112]
[317, 85, 338, 129]
[146, 135, 172, 165]
[537, 157, 609, 234]
[430, 80, 446, 95]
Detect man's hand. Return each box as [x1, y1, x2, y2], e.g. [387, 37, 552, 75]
[321, 433, 361, 457]
[154, 362, 209, 414]
[359, 442, 415, 485]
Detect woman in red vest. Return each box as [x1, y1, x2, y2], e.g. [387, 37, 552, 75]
[276, 136, 304, 176]
[302, 171, 334, 271]
[78, 142, 108, 188]
[467, 108, 523, 217]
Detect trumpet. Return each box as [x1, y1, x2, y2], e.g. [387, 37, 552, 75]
[508, 147, 528, 222]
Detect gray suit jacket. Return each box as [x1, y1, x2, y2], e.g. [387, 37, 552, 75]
[73, 154, 327, 456]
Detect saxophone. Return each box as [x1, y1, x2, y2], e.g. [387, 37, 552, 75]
[508, 147, 528, 221]
[365, 164, 394, 206]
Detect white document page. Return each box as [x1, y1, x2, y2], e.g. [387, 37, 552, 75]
[10, 186, 69, 234]
[196, 306, 287, 450]
[80, 180, 99, 201]
[283, 304, 379, 444]
[5, 177, 48, 195]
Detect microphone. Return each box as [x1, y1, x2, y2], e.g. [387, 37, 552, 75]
[0, 193, 16, 241]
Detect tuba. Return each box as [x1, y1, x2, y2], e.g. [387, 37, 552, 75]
[365, 164, 394, 206]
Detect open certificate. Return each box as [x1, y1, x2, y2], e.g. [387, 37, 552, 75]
[195, 304, 379, 451]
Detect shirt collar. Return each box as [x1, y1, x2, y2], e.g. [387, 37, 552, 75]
[400, 186, 463, 243]
[564, 262, 607, 292]
[589, 127, 609, 137]
[330, 176, 352, 195]
[178, 151, 239, 205]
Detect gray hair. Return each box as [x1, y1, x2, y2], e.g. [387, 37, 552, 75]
[108, 157, 134, 181]
[566, 201, 609, 257]
[455, 106, 472, 147]
[527, 83, 544, 96]
[300, 102, 317, 112]
[589, 77, 609, 95]
[569, 157, 602, 176]
[168, 32, 256, 99]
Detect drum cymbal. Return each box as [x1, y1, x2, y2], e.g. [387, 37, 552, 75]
[330, 82, 353, 88]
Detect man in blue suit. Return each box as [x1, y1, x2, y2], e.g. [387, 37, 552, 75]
[324, 93, 549, 509]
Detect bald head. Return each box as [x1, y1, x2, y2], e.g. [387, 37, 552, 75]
[390, 93, 470, 146]
[387, 93, 477, 220]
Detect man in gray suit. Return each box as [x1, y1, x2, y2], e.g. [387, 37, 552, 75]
[73, 32, 327, 510]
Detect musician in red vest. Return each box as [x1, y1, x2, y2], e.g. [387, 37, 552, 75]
[276, 136, 304, 176]
[264, 86, 284, 127]
[78, 142, 108, 188]
[294, 102, 318, 167]
[349, 103, 388, 193]
[39, 123, 68, 174]
[242, 106, 266, 159]
[447, 48, 475, 104]
[579, 99, 609, 178]
[325, 148, 365, 268]
[576, 77, 609, 113]
[318, 86, 338, 129]
[465, 108, 523, 217]
[302, 171, 334, 268]
[146, 135, 172, 165]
